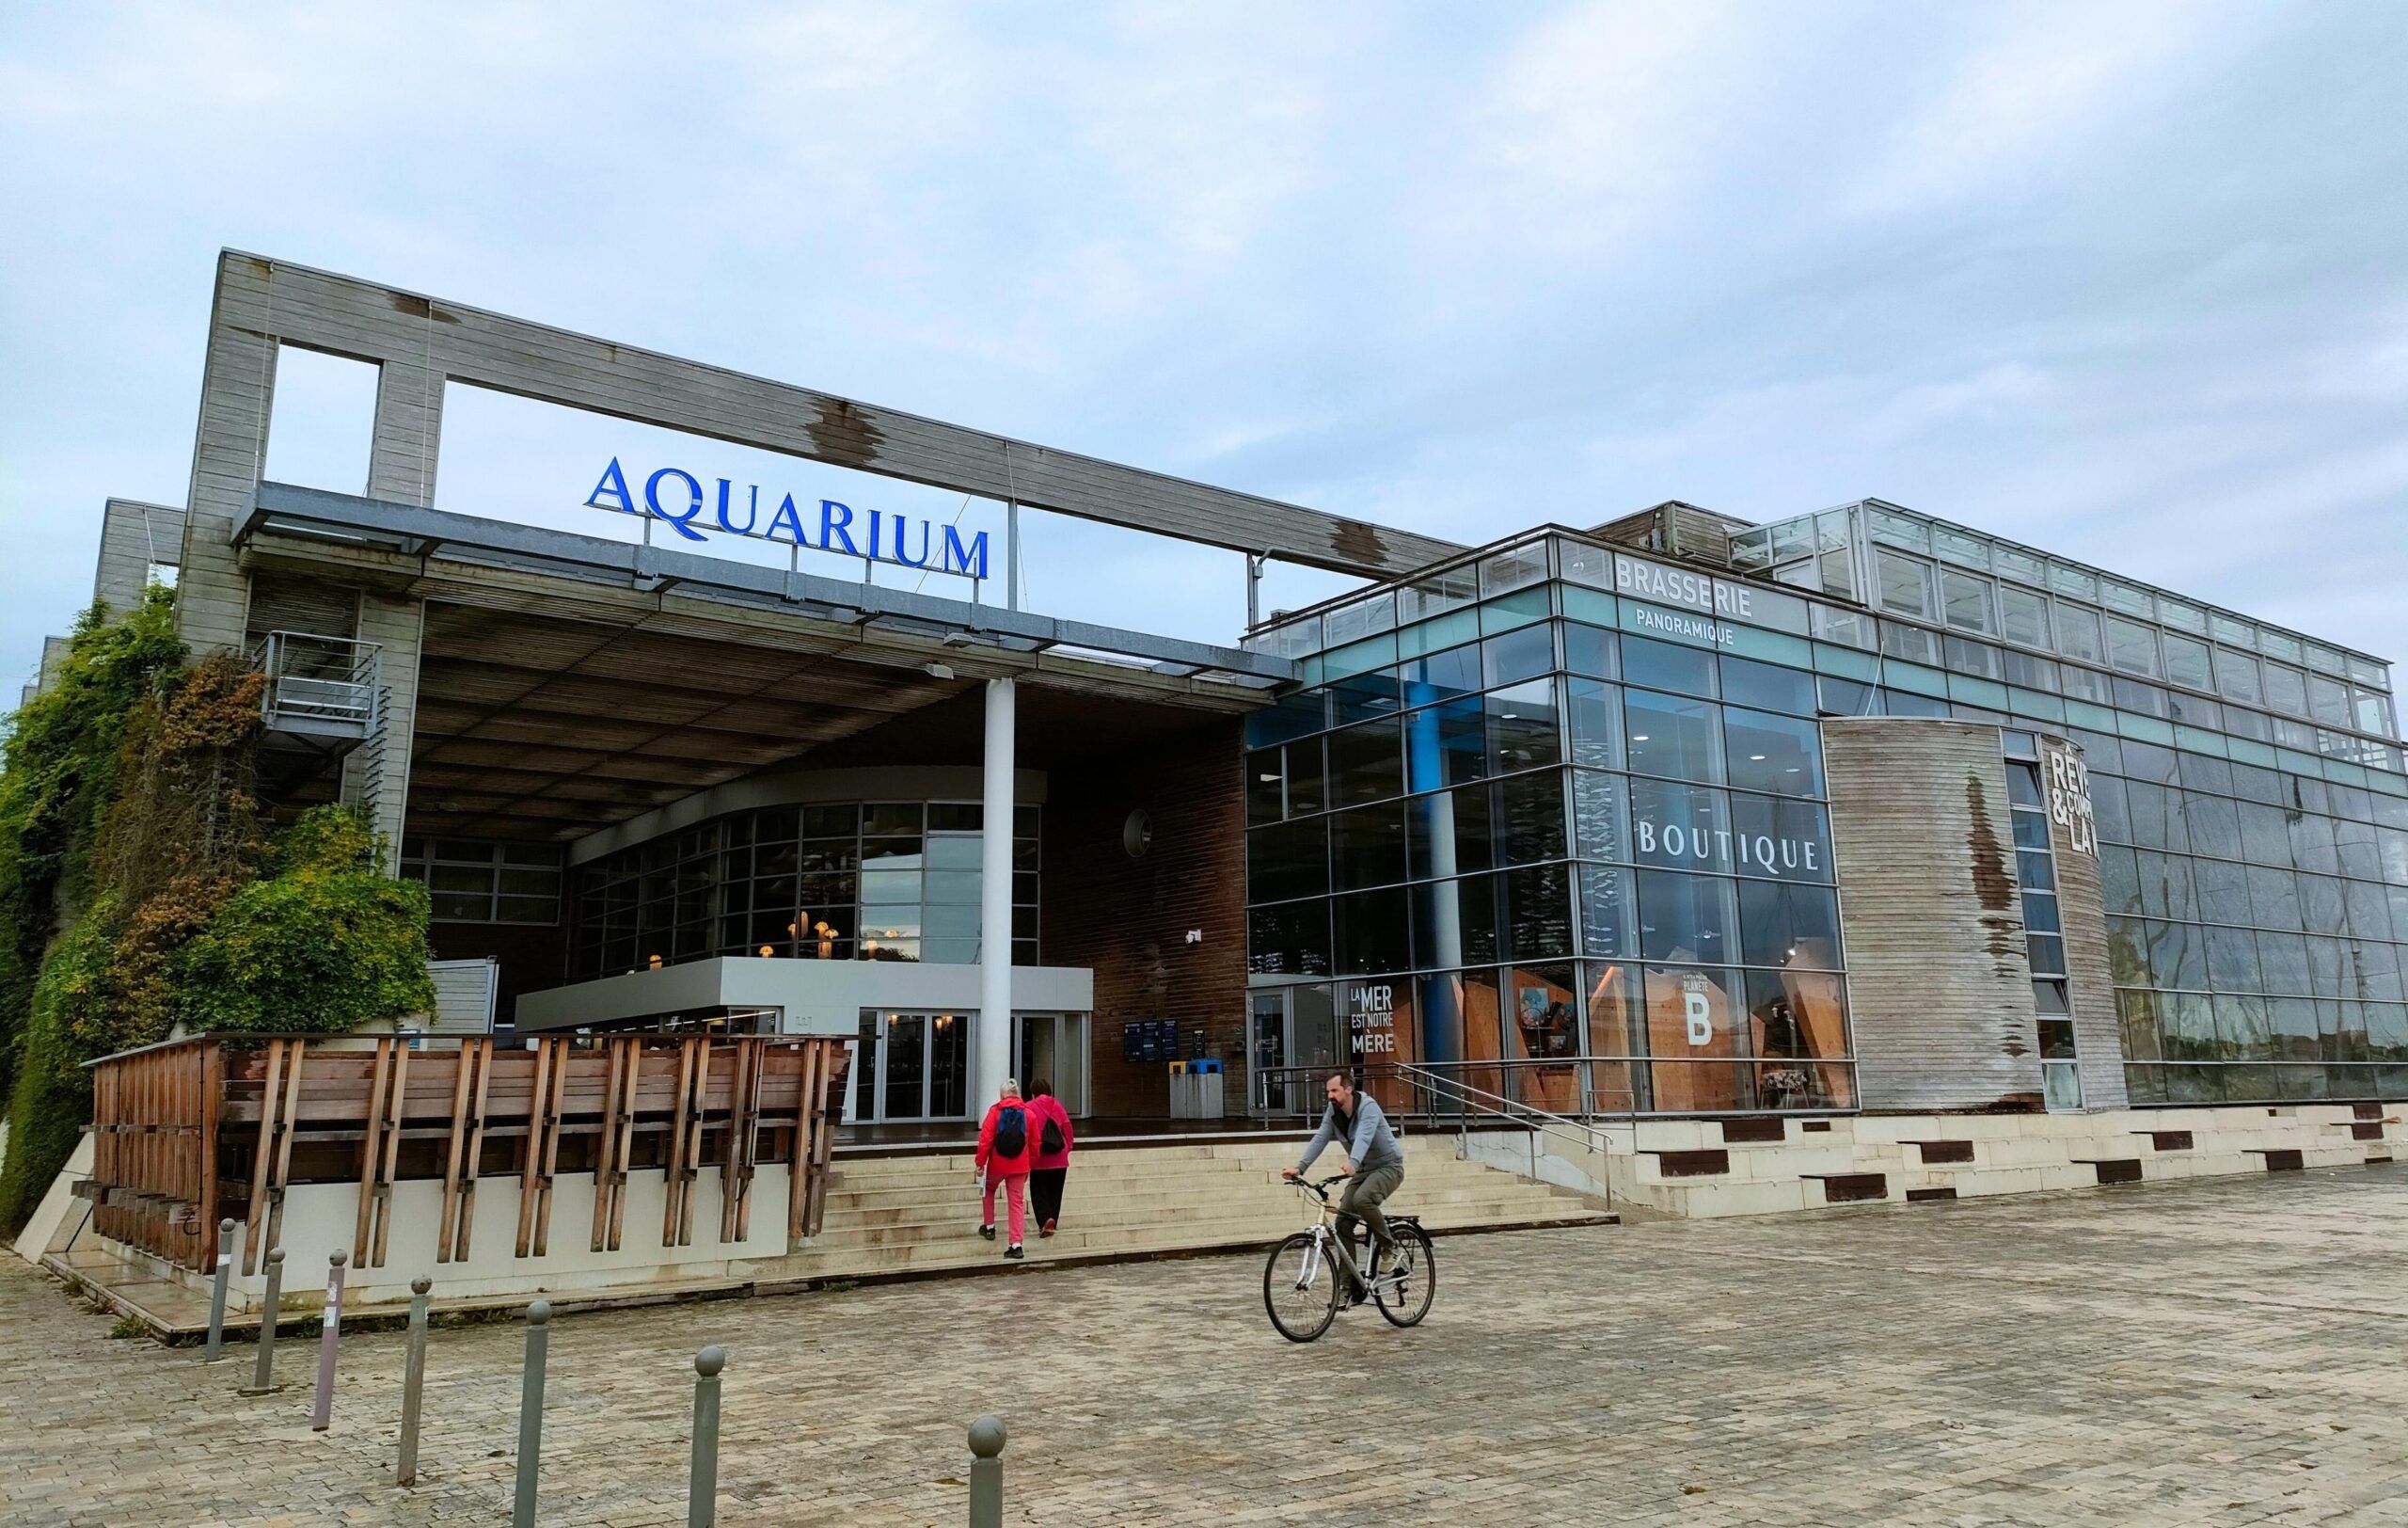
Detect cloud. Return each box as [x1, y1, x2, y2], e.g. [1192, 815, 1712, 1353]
[0, 1, 2402, 701]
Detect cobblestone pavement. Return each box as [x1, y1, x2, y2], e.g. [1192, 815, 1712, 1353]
[7, 1163, 2406, 1526]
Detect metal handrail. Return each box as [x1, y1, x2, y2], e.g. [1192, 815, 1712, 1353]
[1254, 1058, 1634, 1209]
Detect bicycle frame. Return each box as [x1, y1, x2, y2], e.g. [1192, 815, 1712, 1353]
[1288, 1177, 1392, 1297]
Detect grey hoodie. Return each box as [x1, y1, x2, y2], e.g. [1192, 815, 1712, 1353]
[1295, 1091, 1403, 1177]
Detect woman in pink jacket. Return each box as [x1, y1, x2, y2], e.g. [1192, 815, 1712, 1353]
[1024, 1079, 1075, 1238]
[973, 1079, 1034, 1258]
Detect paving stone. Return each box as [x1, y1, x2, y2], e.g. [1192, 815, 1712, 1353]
[4, 1163, 2405, 1524]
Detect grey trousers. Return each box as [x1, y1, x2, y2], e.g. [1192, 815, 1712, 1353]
[1335, 1163, 1404, 1287]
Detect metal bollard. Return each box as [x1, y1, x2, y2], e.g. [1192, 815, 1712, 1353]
[310, 1249, 348, 1431]
[511, 1300, 550, 1528]
[689, 1346, 725, 1528]
[967, 1415, 1006, 1528]
[240, 1248, 286, 1394]
[395, 1275, 433, 1487]
[205, 1218, 237, 1361]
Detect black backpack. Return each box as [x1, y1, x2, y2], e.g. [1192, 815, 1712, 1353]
[1039, 1113, 1066, 1156]
[992, 1104, 1027, 1158]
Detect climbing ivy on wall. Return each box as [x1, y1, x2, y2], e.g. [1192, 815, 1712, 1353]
[0, 591, 436, 1234]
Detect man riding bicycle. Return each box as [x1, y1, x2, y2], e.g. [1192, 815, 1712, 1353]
[1281, 1071, 1404, 1305]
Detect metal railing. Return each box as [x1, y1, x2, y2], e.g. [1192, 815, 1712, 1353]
[1254, 1058, 1635, 1209]
[249, 629, 380, 735]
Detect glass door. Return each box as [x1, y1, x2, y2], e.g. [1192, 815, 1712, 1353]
[1011, 1013, 1088, 1115]
[850, 1011, 974, 1122]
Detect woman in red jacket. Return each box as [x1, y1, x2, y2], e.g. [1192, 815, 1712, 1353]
[1024, 1080, 1075, 1238]
[973, 1078, 1034, 1258]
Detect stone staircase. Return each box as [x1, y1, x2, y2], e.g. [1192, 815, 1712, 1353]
[1596, 1101, 2402, 1218]
[771, 1134, 1615, 1281]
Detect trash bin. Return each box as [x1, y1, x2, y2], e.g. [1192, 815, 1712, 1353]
[1169, 1059, 1225, 1120]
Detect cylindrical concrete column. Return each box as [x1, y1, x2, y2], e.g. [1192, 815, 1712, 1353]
[976, 677, 1017, 1109]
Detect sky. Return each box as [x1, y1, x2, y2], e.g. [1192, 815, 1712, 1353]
[3, 2, 2405, 704]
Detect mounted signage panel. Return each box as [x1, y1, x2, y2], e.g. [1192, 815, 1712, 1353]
[584, 457, 991, 581]
[1610, 551, 1755, 622]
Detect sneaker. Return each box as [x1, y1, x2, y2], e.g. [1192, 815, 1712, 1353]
[978, 1224, 996, 1241]
[1039, 1219, 1056, 1238]
[1005, 1243, 1024, 1260]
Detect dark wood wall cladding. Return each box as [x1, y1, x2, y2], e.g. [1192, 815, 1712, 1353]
[1823, 719, 2046, 1110]
[2042, 735, 2130, 1106]
[1041, 717, 1247, 1118]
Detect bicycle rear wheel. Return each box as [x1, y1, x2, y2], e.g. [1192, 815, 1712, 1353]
[1373, 1223, 1435, 1328]
[1263, 1231, 1339, 1343]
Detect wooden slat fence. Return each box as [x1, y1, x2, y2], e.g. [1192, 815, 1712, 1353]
[85, 1033, 851, 1274]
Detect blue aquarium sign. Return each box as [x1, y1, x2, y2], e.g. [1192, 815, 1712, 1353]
[583, 458, 990, 580]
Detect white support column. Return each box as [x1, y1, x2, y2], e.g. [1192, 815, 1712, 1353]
[975, 676, 1018, 1109]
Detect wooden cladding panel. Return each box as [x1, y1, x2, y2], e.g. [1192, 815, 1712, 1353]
[87, 1033, 851, 1272]
[192, 252, 1461, 581]
[1824, 719, 2046, 1110]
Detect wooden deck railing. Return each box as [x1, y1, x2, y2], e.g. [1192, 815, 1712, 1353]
[85, 1032, 852, 1275]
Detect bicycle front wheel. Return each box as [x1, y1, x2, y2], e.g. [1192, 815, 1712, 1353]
[1374, 1224, 1435, 1328]
[1263, 1231, 1339, 1343]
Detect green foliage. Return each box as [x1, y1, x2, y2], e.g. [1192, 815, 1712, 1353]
[0, 905, 124, 1230]
[0, 588, 183, 1099]
[172, 806, 435, 1036]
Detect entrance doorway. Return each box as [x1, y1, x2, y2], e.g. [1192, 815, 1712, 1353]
[1249, 987, 1340, 1114]
[851, 1011, 971, 1122]
[1011, 1013, 1089, 1116]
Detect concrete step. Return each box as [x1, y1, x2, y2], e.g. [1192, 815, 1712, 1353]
[817, 1181, 1595, 1237]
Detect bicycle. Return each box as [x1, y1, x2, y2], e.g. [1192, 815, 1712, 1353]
[1262, 1174, 1436, 1343]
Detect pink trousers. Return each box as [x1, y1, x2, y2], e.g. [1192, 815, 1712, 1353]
[981, 1171, 1028, 1244]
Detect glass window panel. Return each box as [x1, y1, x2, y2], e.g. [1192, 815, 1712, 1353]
[2289, 814, 2339, 876]
[1578, 864, 1637, 959]
[1939, 570, 1993, 633]
[2136, 852, 2194, 921]
[2249, 865, 2303, 931]
[1326, 718, 1404, 807]
[1728, 793, 1832, 883]
[2162, 633, 2212, 692]
[1573, 770, 1629, 864]
[1999, 584, 2050, 649]
[1815, 676, 1878, 717]
[1246, 748, 1288, 825]
[1328, 666, 1402, 727]
[2194, 857, 2253, 925]
[2146, 918, 2208, 990]
[1333, 886, 1412, 976]
[2261, 662, 2307, 717]
[1642, 966, 1750, 1112]
[2125, 782, 2188, 852]
[1943, 636, 2004, 680]
[1402, 696, 1481, 794]
[2206, 925, 2263, 993]
[1404, 641, 1482, 701]
[1724, 708, 1824, 798]
[2217, 649, 2266, 708]
[1566, 678, 1625, 771]
[1876, 551, 1931, 619]
[1736, 880, 1842, 968]
[1625, 689, 1724, 785]
[1482, 624, 1555, 688]
[1484, 679, 1561, 776]
[1638, 869, 1737, 963]
[1329, 804, 1409, 890]
[2091, 774, 2131, 843]
[1564, 623, 1617, 680]
[1494, 771, 1567, 867]
[2056, 604, 2103, 665]
[2099, 846, 2142, 915]
[1623, 635, 1718, 697]
[2183, 794, 2242, 860]
[1246, 818, 1328, 903]
[2105, 617, 2159, 677]
[2023, 890, 2062, 934]
[1407, 783, 1492, 880]
[1504, 863, 1575, 961]
[2160, 992, 2218, 1062]
[2301, 874, 2348, 935]
[1719, 655, 1815, 715]
[1631, 777, 1735, 874]
[2214, 995, 2273, 1059]
[2309, 675, 2353, 728]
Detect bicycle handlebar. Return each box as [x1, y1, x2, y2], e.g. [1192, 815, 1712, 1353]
[1289, 1174, 1346, 1202]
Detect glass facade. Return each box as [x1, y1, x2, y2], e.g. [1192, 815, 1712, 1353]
[401, 837, 564, 924]
[1243, 539, 1858, 1116]
[1251, 506, 2408, 1114]
[568, 800, 1040, 979]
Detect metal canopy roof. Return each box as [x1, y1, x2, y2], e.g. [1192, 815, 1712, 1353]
[233, 483, 1282, 843]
